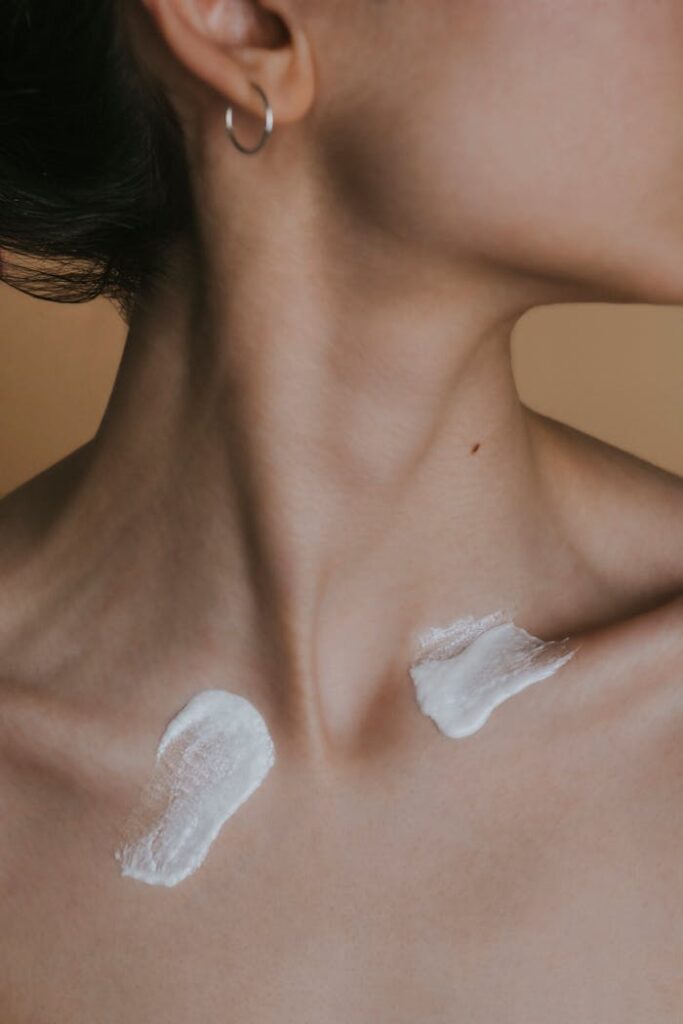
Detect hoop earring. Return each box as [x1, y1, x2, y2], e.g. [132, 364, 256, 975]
[225, 82, 274, 155]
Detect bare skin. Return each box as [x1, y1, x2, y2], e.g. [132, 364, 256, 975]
[2, 0, 683, 1019]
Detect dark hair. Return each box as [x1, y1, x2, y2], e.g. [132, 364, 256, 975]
[0, 0, 194, 318]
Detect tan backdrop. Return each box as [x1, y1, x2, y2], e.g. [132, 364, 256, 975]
[1, 282, 681, 498]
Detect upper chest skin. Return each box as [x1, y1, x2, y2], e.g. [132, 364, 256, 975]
[1, 628, 683, 1024]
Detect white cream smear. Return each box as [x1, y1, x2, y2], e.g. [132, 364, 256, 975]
[115, 690, 275, 888]
[409, 611, 578, 739]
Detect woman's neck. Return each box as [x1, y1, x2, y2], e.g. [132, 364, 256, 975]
[6, 188, 590, 759]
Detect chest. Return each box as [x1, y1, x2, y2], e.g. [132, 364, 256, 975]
[2, 743, 682, 1024]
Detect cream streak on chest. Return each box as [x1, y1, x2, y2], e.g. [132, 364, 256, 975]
[409, 611, 578, 738]
[115, 690, 275, 888]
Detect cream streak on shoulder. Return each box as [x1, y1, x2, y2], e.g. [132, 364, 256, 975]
[409, 611, 578, 739]
[115, 689, 275, 888]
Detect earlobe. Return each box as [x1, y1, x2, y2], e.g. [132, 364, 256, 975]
[235, 27, 316, 125]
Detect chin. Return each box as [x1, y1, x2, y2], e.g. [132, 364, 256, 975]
[557, 241, 683, 307]
[602, 234, 683, 306]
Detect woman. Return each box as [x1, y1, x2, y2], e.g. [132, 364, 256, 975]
[1, 0, 683, 1018]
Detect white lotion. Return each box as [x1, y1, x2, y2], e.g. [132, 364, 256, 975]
[115, 689, 275, 888]
[409, 613, 578, 739]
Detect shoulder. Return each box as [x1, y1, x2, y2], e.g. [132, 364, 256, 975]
[557, 588, 683, 831]
[0, 440, 99, 678]
[536, 591, 683, 891]
[605, 597, 683, 888]
[0, 438, 97, 562]
[0, 440, 129, 808]
[0, 676, 140, 875]
[527, 409, 683, 604]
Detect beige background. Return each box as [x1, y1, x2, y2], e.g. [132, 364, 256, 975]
[1, 282, 681, 498]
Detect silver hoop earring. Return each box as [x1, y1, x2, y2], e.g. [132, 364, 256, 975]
[225, 82, 274, 155]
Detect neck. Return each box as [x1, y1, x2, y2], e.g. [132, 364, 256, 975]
[12, 169, 587, 760]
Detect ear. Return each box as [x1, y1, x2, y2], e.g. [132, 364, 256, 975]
[140, 0, 315, 125]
